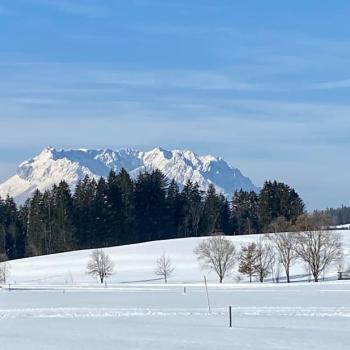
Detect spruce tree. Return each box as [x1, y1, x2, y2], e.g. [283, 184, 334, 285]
[73, 176, 97, 248]
[232, 190, 259, 235]
[26, 190, 46, 256]
[179, 181, 203, 237]
[258, 181, 304, 231]
[165, 180, 182, 239]
[199, 184, 222, 235]
[115, 169, 137, 244]
[135, 170, 168, 242]
[218, 196, 232, 235]
[51, 182, 75, 253]
[105, 171, 123, 246]
[93, 177, 110, 247]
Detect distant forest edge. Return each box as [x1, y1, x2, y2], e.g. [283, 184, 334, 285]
[0, 168, 346, 261]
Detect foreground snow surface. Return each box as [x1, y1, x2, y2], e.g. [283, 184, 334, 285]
[1, 282, 350, 350]
[2, 233, 350, 349]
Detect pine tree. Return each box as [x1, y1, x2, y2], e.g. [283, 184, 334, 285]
[3, 196, 19, 259]
[15, 205, 27, 259]
[51, 182, 75, 253]
[115, 169, 137, 244]
[258, 181, 304, 231]
[165, 180, 182, 239]
[135, 170, 168, 242]
[73, 176, 97, 248]
[93, 177, 109, 247]
[218, 196, 232, 235]
[105, 171, 123, 246]
[179, 181, 203, 237]
[199, 185, 222, 235]
[232, 190, 259, 235]
[0, 196, 25, 259]
[26, 190, 46, 256]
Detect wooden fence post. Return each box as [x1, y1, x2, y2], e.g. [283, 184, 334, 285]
[204, 276, 211, 313]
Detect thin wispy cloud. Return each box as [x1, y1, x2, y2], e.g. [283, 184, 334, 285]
[2, 60, 350, 124]
[90, 69, 260, 91]
[307, 79, 350, 90]
[24, 0, 106, 17]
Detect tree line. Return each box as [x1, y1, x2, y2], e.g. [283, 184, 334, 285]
[85, 211, 343, 286]
[0, 169, 305, 261]
[193, 212, 343, 284]
[323, 205, 350, 226]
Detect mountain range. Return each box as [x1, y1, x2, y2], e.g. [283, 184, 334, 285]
[0, 146, 258, 203]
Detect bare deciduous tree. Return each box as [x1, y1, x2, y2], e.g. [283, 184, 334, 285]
[271, 260, 283, 283]
[0, 255, 10, 285]
[155, 253, 174, 283]
[254, 238, 275, 283]
[238, 242, 257, 282]
[294, 230, 342, 282]
[267, 232, 297, 283]
[268, 216, 292, 234]
[86, 249, 114, 284]
[194, 235, 237, 283]
[293, 212, 332, 232]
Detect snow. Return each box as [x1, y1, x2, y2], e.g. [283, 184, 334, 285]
[0, 146, 258, 203]
[1, 282, 350, 349]
[7, 232, 350, 285]
[333, 224, 350, 230]
[1, 233, 350, 349]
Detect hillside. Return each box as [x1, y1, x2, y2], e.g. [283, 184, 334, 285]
[7, 232, 350, 286]
[2, 233, 350, 350]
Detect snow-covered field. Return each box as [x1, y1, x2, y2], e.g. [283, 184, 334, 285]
[334, 224, 350, 230]
[1, 233, 350, 350]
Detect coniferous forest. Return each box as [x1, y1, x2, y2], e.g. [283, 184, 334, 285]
[0, 169, 305, 260]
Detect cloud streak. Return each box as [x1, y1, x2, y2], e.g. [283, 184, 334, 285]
[24, 0, 106, 17]
[307, 79, 350, 90]
[90, 69, 261, 91]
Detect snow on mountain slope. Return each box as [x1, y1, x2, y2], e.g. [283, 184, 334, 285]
[0, 146, 258, 203]
[7, 232, 350, 285]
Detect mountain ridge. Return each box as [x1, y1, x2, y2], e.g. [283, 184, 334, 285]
[0, 146, 258, 203]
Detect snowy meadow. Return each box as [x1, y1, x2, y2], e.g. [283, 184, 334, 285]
[1, 233, 350, 350]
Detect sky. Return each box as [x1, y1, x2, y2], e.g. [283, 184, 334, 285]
[0, 0, 350, 209]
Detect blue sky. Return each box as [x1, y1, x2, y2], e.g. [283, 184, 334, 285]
[0, 0, 350, 209]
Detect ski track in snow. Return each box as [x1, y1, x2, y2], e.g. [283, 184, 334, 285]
[0, 306, 349, 320]
[0, 307, 219, 319]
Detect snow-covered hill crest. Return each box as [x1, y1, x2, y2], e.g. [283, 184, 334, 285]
[0, 146, 258, 203]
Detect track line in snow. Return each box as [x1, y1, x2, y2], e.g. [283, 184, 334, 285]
[0, 306, 350, 320]
[0, 307, 222, 320]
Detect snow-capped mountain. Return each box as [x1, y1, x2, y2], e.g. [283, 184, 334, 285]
[0, 146, 258, 203]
